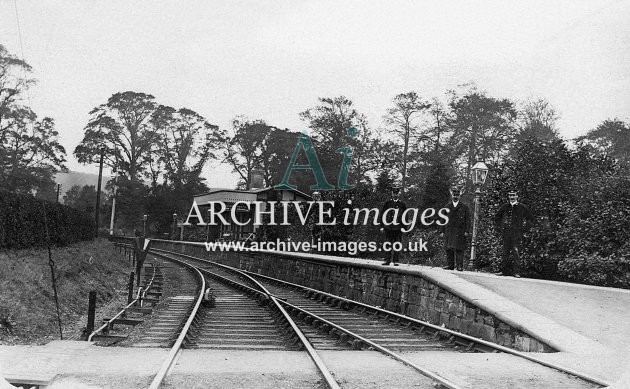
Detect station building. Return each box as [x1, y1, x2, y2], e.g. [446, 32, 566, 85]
[192, 187, 311, 241]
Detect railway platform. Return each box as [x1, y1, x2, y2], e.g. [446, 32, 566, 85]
[1, 258, 629, 388]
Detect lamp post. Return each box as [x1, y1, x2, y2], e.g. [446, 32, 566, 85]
[468, 160, 489, 270]
[143, 214, 148, 237]
[172, 213, 178, 240]
[211, 208, 212, 242]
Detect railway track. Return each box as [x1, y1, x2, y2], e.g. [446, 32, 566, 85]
[139, 247, 609, 389]
[105, 240, 611, 388]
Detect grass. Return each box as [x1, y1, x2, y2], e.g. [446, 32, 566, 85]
[0, 238, 132, 344]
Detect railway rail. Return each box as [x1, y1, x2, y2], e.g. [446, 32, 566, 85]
[136, 246, 610, 389]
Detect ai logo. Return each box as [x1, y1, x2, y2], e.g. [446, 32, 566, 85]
[274, 127, 357, 191]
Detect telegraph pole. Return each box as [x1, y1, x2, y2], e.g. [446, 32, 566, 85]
[95, 146, 105, 238]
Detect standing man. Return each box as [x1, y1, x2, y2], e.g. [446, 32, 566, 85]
[442, 186, 470, 271]
[494, 190, 535, 277]
[380, 185, 407, 266]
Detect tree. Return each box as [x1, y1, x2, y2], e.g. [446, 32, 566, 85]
[0, 45, 66, 194]
[446, 85, 517, 187]
[222, 117, 273, 190]
[516, 98, 560, 143]
[576, 118, 630, 171]
[384, 92, 431, 192]
[421, 160, 451, 210]
[300, 96, 359, 146]
[299, 96, 374, 191]
[74, 91, 160, 182]
[476, 138, 625, 285]
[63, 184, 106, 215]
[259, 127, 301, 187]
[0, 44, 34, 132]
[151, 105, 222, 190]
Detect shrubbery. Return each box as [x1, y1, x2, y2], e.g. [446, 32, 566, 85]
[477, 139, 630, 288]
[0, 190, 94, 249]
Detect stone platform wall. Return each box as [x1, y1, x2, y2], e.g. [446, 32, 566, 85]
[150, 240, 553, 353]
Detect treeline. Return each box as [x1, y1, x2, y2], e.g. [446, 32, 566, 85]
[0, 191, 94, 249]
[2, 42, 630, 286]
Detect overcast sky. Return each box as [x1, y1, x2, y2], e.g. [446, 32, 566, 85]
[1, 0, 629, 187]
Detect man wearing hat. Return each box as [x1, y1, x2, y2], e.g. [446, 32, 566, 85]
[442, 186, 470, 271]
[380, 185, 407, 266]
[494, 190, 535, 277]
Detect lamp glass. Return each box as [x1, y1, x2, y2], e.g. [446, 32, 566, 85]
[471, 161, 489, 185]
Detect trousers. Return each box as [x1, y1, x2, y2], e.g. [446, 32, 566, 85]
[501, 233, 522, 275]
[446, 248, 464, 269]
[383, 230, 402, 264]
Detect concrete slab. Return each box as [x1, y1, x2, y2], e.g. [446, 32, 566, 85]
[455, 271, 630, 353]
[0, 346, 619, 389]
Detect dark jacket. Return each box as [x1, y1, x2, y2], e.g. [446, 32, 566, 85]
[380, 199, 407, 231]
[442, 201, 470, 250]
[494, 202, 534, 239]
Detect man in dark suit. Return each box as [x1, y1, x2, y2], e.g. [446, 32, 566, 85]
[442, 186, 470, 271]
[494, 190, 535, 277]
[380, 186, 407, 266]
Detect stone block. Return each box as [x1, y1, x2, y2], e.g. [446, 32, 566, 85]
[470, 322, 483, 338]
[419, 306, 428, 321]
[430, 309, 440, 324]
[439, 312, 450, 326]
[449, 316, 461, 331]
[481, 325, 497, 342]
[460, 319, 473, 334]
[514, 335, 531, 352]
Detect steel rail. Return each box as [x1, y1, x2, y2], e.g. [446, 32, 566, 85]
[278, 298, 463, 389]
[151, 249, 341, 389]
[88, 264, 158, 342]
[241, 269, 611, 388]
[154, 249, 458, 389]
[146, 254, 206, 389]
[149, 247, 610, 388]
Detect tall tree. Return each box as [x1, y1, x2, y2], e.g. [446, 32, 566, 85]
[576, 118, 630, 171]
[384, 92, 431, 192]
[446, 85, 517, 186]
[259, 127, 300, 187]
[74, 91, 159, 181]
[300, 96, 359, 146]
[0, 44, 66, 194]
[151, 105, 222, 190]
[0, 44, 34, 133]
[222, 117, 273, 190]
[516, 98, 561, 142]
[299, 96, 371, 190]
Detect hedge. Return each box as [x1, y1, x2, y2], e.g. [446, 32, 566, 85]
[0, 190, 95, 249]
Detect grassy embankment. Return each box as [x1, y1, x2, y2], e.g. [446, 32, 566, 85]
[0, 238, 131, 344]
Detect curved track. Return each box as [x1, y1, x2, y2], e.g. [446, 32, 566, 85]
[143, 247, 608, 389]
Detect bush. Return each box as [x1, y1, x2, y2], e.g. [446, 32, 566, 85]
[0, 190, 94, 249]
[558, 252, 630, 288]
[486, 139, 630, 287]
[406, 228, 445, 266]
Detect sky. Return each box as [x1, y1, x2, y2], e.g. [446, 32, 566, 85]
[1, 0, 629, 188]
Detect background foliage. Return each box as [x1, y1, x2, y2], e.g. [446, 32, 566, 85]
[0, 191, 94, 249]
